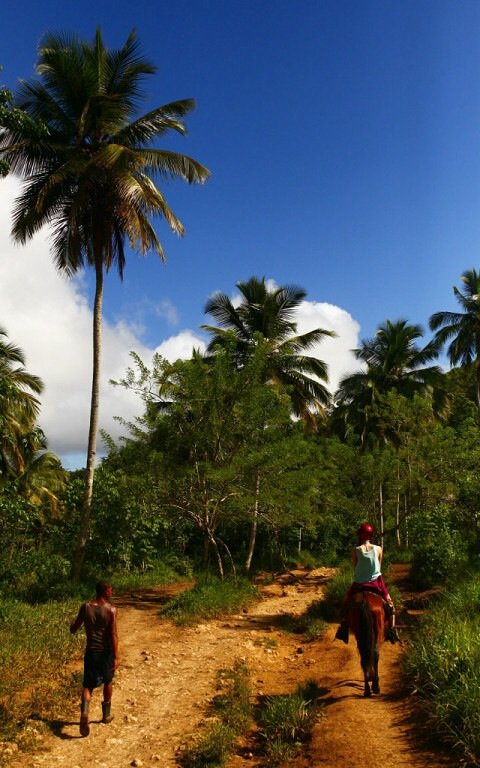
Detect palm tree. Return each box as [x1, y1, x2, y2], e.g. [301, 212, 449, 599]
[334, 319, 442, 545]
[1, 29, 210, 578]
[335, 319, 442, 445]
[202, 276, 334, 426]
[202, 276, 334, 571]
[429, 269, 480, 408]
[0, 327, 43, 479]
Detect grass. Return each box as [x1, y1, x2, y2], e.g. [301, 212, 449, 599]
[403, 573, 480, 764]
[180, 660, 252, 768]
[0, 597, 84, 747]
[162, 575, 259, 624]
[108, 559, 191, 592]
[259, 680, 324, 766]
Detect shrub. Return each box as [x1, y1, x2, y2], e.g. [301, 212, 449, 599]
[409, 505, 468, 588]
[162, 575, 259, 624]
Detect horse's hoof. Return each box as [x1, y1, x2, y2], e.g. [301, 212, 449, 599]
[372, 682, 380, 694]
[364, 689, 372, 698]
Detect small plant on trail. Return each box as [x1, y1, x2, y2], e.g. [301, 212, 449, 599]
[179, 660, 252, 768]
[162, 575, 259, 624]
[252, 636, 278, 650]
[259, 680, 323, 766]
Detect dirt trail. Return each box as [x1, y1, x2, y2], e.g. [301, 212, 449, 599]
[8, 567, 457, 768]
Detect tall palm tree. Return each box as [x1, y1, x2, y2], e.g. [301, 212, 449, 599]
[334, 319, 442, 447]
[0, 327, 43, 478]
[202, 276, 334, 426]
[0, 29, 210, 578]
[202, 276, 334, 571]
[429, 268, 480, 408]
[334, 319, 443, 546]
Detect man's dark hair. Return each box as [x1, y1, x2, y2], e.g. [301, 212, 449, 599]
[96, 581, 111, 598]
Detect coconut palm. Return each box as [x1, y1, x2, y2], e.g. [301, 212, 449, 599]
[429, 269, 480, 408]
[334, 319, 442, 447]
[0, 29, 210, 577]
[0, 327, 43, 478]
[202, 276, 334, 426]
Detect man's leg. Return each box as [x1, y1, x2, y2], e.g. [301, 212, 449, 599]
[80, 687, 92, 737]
[102, 682, 114, 723]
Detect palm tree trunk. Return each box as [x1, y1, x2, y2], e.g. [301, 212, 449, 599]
[72, 257, 104, 580]
[379, 481, 384, 548]
[245, 470, 261, 573]
[396, 461, 401, 548]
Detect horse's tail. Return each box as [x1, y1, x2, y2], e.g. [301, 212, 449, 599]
[357, 597, 376, 680]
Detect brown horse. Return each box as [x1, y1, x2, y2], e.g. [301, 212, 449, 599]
[346, 591, 385, 697]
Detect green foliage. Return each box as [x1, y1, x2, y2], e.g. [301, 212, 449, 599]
[213, 660, 251, 731]
[410, 504, 468, 588]
[259, 680, 323, 766]
[317, 567, 353, 621]
[0, 597, 83, 741]
[403, 576, 480, 763]
[180, 660, 251, 768]
[162, 576, 259, 624]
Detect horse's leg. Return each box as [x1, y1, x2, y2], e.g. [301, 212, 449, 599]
[372, 652, 380, 694]
[363, 668, 372, 697]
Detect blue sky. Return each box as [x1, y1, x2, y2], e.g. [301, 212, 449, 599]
[1, 0, 479, 465]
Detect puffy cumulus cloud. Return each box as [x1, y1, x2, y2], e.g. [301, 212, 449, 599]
[0, 177, 204, 467]
[154, 330, 206, 360]
[295, 301, 362, 393]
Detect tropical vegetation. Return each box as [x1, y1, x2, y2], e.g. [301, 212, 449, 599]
[0, 29, 209, 578]
[2, 28, 480, 766]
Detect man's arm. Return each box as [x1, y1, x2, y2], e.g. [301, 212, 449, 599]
[110, 606, 119, 670]
[70, 603, 85, 634]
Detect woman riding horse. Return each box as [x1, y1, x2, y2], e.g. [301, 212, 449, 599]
[335, 523, 399, 644]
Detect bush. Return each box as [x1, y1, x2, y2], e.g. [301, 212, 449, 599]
[163, 575, 259, 624]
[0, 549, 72, 603]
[409, 505, 468, 588]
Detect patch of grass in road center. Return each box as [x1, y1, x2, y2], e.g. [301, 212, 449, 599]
[162, 575, 259, 624]
[179, 659, 252, 768]
[258, 679, 324, 766]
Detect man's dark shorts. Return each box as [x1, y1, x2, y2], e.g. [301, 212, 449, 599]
[83, 650, 115, 689]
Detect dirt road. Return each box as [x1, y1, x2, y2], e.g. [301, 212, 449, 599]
[8, 568, 456, 768]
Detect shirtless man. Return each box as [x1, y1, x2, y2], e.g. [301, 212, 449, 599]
[70, 581, 119, 737]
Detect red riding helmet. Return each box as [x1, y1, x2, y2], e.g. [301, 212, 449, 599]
[357, 522, 374, 541]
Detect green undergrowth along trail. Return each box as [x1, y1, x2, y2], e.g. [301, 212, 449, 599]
[162, 575, 259, 624]
[259, 680, 324, 766]
[107, 557, 192, 593]
[403, 574, 480, 765]
[179, 660, 252, 768]
[0, 598, 84, 750]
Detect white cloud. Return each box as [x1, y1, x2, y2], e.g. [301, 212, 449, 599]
[155, 299, 180, 326]
[0, 177, 204, 468]
[295, 301, 361, 392]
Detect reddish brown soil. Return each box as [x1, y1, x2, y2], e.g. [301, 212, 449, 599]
[6, 566, 457, 768]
